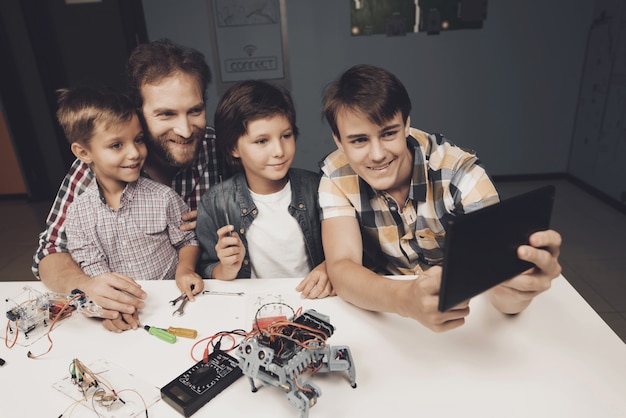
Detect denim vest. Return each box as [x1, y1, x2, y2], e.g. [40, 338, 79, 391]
[196, 168, 324, 278]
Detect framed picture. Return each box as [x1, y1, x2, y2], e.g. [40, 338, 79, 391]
[207, 0, 290, 96]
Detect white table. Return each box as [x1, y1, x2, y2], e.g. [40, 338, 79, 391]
[1, 276, 625, 418]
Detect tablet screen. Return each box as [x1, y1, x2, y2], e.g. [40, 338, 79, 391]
[438, 185, 555, 312]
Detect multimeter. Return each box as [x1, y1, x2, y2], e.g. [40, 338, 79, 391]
[161, 350, 243, 417]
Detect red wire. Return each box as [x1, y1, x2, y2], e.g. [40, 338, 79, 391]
[190, 332, 240, 363]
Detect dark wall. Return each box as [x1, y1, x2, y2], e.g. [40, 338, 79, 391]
[0, 0, 147, 199]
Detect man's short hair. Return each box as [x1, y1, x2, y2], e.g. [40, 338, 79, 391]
[322, 64, 412, 140]
[56, 87, 136, 145]
[126, 38, 211, 108]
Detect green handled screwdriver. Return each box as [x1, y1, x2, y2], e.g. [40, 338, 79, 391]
[144, 325, 177, 343]
[160, 327, 198, 339]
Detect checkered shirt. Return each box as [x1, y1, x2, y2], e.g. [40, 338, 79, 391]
[318, 128, 500, 275]
[32, 127, 219, 278]
[65, 177, 198, 280]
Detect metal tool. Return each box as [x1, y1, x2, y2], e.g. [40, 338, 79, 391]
[169, 293, 186, 306]
[170, 284, 194, 316]
[202, 290, 244, 296]
[219, 175, 230, 227]
[144, 325, 176, 343]
[172, 294, 189, 316]
[159, 326, 198, 339]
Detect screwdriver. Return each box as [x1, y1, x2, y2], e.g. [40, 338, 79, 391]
[158, 326, 198, 339]
[144, 325, 176, 343]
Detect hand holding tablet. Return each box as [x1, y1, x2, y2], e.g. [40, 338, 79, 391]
[438, 185, 556, 312]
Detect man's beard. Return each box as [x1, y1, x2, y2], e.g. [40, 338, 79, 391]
[147, 127, 203, 169]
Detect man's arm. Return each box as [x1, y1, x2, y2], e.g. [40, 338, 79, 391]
[322, 217, 469, 332]
[488, 229, 563, 314]
[39, 252, 98, 294]
[32, 159, 92, 279]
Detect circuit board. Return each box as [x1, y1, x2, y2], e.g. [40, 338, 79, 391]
[418, 0, 487, 33]
[4, 286, 73, 347]
[52, 358, 161, 418]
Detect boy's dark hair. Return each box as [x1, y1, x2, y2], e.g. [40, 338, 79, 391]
[56, 87, 136, 146]
[126, 38, 211, 108]
[214, 80, 299, 176]
[322, 64, 412, 140]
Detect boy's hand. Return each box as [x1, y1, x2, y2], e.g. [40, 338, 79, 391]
[296, 262, 335, 299]
[102, 312, 140, 333]
[215, 225, 246, 279]
[176, 269, 204, 301]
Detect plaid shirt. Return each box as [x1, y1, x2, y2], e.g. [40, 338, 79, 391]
[66, 177, 198, 280]
[318, 128, 500, 275]
[32, 127, 220, 278]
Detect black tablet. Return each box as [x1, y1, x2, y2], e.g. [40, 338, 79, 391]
[438, 185, 556, 312]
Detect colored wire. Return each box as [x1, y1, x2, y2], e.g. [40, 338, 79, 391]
[90, 388, 105, 418]
[27, 294, 82, 359]
[117, 388, 149, 417]
[293, 371, 313, 393]
[247, 318, 329, 352]
[58, 393, 93, 417]
[252, 302, 295, 331]
[190, 329, 248, 363]
[5, 318, 18, 348]
[61, 359, 150, 417]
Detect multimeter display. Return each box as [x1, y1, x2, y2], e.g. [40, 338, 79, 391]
[161, 351, 243, 417]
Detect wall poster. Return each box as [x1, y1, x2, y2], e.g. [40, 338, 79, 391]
[207, 0, 290, 97]
[350, 0, 488, 36]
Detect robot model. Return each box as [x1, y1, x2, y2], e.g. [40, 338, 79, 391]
[236, 308, 356, 418]
[5, 286, 100, 340]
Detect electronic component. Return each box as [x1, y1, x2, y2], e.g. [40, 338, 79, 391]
[161, 350, 243, 417]
[5, 286, 99, 341]
[419, 0, 488, 35]
[52, 358, 161, 418]
[237, 308, 357, 418]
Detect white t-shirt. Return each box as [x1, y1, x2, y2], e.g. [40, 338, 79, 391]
[247, 181, 310, 278]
